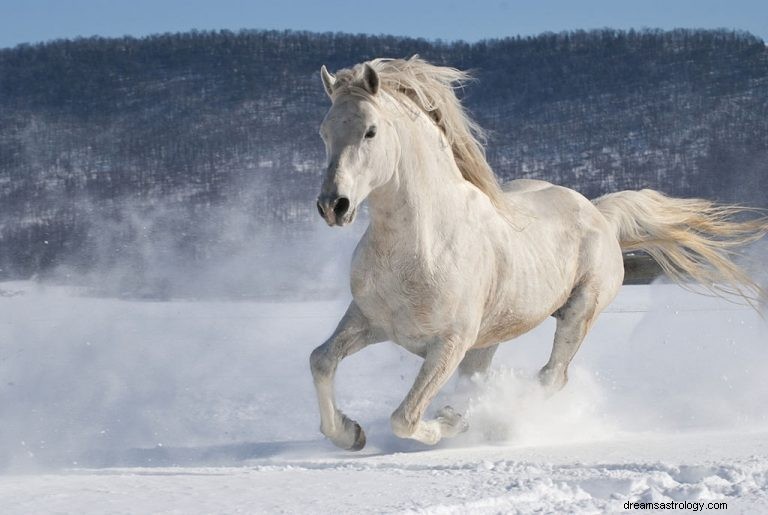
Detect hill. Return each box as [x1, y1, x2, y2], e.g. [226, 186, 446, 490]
[0, 28, 766, 293]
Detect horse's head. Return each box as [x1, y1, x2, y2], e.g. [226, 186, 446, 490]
[316, 64, 397, 226]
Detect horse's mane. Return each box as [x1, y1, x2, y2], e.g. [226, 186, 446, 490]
[331, 56, 506, 210]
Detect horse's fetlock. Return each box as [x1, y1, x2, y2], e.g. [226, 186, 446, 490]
[538, 365, 567, 392]
[390, 410, 417, 438]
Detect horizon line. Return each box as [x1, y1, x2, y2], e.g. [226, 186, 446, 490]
[2, 25, 765, 52]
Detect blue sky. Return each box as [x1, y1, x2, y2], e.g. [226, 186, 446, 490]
[0, 0, 766, 49]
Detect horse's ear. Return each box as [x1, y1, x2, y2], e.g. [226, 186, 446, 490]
[362, 63, 379, 95]
[320, 65, 336, 97]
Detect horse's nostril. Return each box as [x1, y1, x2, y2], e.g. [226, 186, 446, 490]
[316, 199, 325, 217]
[334, 197, 350, 218]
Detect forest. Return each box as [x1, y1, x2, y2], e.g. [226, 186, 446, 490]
[0, 28, 766, 295]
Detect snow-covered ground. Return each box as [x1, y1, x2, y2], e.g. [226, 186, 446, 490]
[1, 281, 767, 513]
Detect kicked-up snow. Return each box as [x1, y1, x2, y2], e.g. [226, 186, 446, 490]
[0, 281, 767, 513]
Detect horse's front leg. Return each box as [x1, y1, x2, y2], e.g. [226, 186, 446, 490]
[390, 336, 471, 445]
[310, 302, 379, 451]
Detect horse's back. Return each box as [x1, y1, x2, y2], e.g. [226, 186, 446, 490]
[502, 179, 599, 223]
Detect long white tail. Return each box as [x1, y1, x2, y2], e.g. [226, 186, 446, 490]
[594, 189, 768, 302]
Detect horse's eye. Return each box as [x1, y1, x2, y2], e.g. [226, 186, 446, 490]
[364, 126, 377, 139]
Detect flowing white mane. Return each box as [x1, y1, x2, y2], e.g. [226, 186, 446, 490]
[330, 56, 507, 209]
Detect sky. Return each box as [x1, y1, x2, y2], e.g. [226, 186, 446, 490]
[0, 0, 766, 49]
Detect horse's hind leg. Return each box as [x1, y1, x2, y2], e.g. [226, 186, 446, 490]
[310, 302, 380, 450]
[538, 282, 600, 391]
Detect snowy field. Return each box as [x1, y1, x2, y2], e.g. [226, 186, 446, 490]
[1, 280, 767, 513]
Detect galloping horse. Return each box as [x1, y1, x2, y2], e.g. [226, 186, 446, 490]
[310, 56, 767, 450]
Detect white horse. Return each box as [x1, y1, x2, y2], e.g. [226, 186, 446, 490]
[310, 56, 767, 450]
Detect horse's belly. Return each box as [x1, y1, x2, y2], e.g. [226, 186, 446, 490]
[352, 259, 571, 351]
[475, 276, 575, 348]
[476, 308, 551, 348]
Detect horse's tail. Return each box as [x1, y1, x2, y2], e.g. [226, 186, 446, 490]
[593, 189, 768, 302]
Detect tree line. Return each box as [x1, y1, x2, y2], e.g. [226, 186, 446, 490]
[0, 28, 766, 292]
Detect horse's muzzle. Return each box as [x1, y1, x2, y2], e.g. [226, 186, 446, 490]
[317, 195, 355, 226]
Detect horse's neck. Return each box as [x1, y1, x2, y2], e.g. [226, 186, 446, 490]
[367, 112, 467, 244]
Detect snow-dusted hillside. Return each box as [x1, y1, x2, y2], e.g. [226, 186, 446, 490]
[2, 29, 767, 281]
[1, 281, 767, 513]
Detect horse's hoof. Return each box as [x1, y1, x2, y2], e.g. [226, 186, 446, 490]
[323, 415, 366, 451]
[436, 405, 469, 436]
[348, 422, 366, 451]
[538, 367, 567, 394]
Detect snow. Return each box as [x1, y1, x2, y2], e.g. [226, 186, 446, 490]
[1, 281, 767, 513]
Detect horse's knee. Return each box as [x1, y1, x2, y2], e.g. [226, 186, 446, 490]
[390, 409, 417, 438]
[310, 344, 334, 379]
